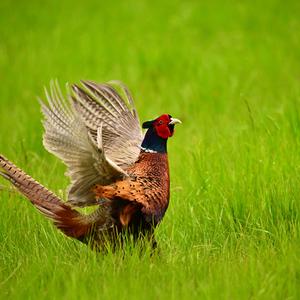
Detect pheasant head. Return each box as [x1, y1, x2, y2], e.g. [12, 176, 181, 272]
[141, 114, 181, 153]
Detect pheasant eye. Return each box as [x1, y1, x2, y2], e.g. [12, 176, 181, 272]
[158, 120, 164, 125]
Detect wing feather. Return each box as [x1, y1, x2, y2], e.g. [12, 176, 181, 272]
[41, 80, 143, 207]
[73, 80, 143, 168]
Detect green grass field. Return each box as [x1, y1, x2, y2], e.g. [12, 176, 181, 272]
[0, 0, 299, 299]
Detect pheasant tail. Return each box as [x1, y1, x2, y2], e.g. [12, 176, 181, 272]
[0, 155, 92, 240]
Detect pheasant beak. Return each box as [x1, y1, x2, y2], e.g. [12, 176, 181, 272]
[169, 118, 182, 125]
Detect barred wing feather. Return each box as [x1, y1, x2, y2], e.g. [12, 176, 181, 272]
[72, 80, 143, 168]
[41, 81, 143, 207]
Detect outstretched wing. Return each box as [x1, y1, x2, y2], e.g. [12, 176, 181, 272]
[72, 80, 143, 169]
[41, 80, 143, 207]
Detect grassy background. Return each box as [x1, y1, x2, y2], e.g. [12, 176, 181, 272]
[0, 0, 299, 299]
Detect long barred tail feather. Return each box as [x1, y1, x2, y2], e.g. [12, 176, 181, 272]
[0, 154, 92, 240]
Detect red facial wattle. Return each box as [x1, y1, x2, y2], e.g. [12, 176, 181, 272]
[153, 114, 173, 139]
[155, 125, 172, 139]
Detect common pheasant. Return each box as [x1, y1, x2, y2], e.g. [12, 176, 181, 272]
[0, 80, 181, 250]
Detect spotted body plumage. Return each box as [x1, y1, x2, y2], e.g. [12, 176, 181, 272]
[0, 80, 181, 250]
[94, 151, 170, 225]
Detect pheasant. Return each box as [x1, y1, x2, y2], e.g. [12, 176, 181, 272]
[0, 80, 181, 250]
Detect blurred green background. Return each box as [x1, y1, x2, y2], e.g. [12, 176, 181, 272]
[0, 0, 299, 299]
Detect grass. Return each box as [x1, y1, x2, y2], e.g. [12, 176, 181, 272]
[0, 0, 299, 299]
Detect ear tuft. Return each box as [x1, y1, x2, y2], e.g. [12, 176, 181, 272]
[142, 120, 153, 129]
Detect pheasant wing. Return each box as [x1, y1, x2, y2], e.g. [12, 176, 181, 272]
[72, 80, 143, 169]
[41, 81, 140, 207]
